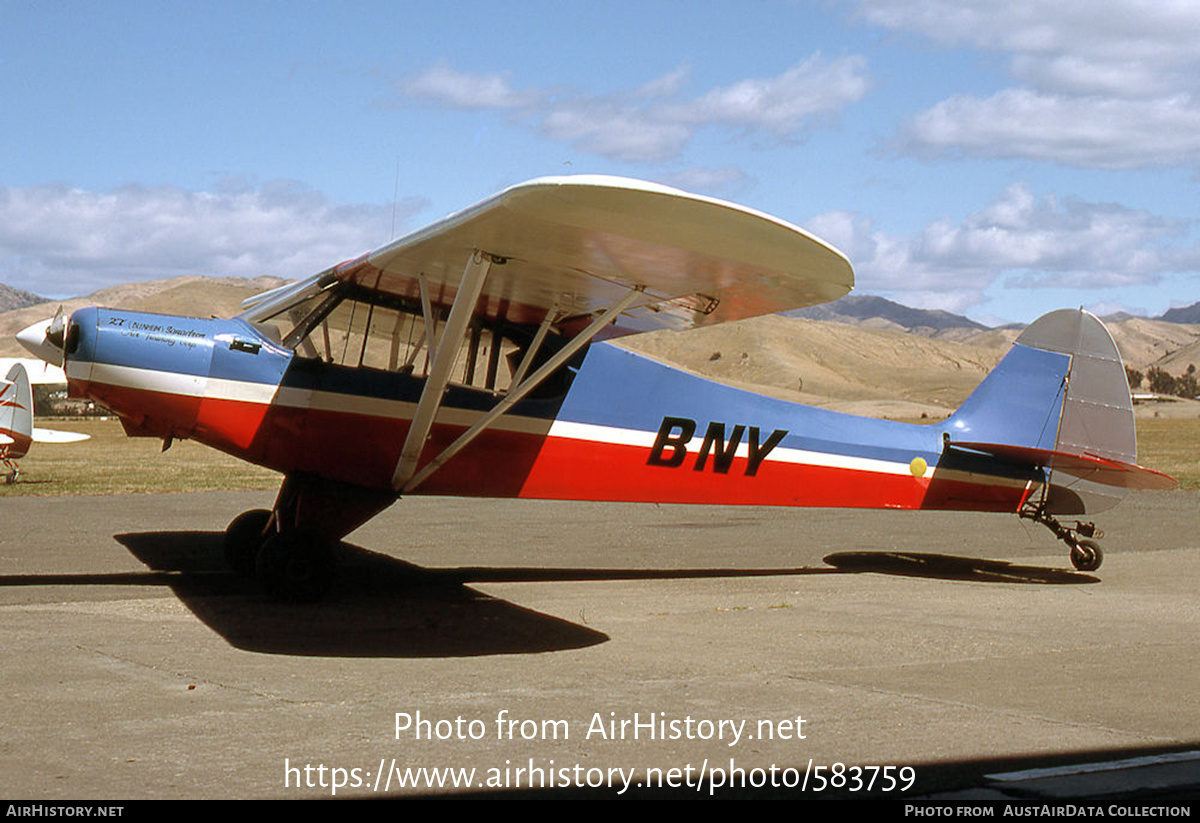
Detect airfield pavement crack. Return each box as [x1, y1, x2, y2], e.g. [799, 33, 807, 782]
[72, 643, 310, 706]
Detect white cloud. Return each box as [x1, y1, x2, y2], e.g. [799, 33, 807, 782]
[398, 65, 543, 109]
[859, 0, 1200, 95]
[393, 56, 871, 163]
[0, 182, 417, 297]
[904, 90, 1200, 169]
[859, 0, 1200, 168]
[632, 66, 691, 100]
[539, 103, 694, 163]
[682, 55, 871, 134]
[808, 183, 1200, 312]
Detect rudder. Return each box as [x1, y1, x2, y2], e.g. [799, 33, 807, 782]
[0, 363, 34, 460]
[946, 309, 1139, 514]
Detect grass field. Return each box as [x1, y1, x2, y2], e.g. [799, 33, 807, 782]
[2, 414, 1196, 497]
[1133, 416, 1200, 490]
[0, 417, 280, 496]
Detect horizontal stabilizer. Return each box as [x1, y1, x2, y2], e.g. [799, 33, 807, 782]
[949, 441, 1176, 491]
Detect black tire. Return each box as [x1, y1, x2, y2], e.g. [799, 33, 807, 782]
[255, 532, 336, 603]
[223, 509, 273, 577]
[1070, 538, 1104, 572]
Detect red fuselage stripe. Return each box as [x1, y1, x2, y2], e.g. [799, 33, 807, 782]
[78, 379, 1026, 511]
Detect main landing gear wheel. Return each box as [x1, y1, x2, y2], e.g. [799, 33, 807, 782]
[1069, 538, 1104, 572]
[255, 532, 336, 603]
[223, 509, 273, 577]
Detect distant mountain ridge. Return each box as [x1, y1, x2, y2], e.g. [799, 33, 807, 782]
[774, 293, 1200, 383]
[0, 283, 45, 313]
[790, 294, 1200, 332]
[787, 295, 990, 333]
[1161, 302, 1200, 324]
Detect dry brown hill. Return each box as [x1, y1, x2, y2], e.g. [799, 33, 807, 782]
[4, 276, 1197, 414]
[1101, 317, 1200, 372]
[1156, 338, 1200, 375]
[619, 311, 1200, 418]
[0, 275, 288, 357]
[0, 283, 44, 313]
[618, 314, 1005, 418]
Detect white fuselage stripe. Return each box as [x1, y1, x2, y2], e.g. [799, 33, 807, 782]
[81, 362, 1024, 487]
[548, 419, 924, 478]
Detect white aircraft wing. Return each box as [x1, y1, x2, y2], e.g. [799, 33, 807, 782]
[32, 427, 90, 444]
[329, 175, 853, 334]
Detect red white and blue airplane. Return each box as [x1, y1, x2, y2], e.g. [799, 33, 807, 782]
[16, 176, 1175, 600]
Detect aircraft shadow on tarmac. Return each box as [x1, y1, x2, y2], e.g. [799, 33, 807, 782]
[3, 531, 1096, 656]
[106, 530, 854, 658]
[823, 551, 1100, 584]
[105, 530, 615, 658]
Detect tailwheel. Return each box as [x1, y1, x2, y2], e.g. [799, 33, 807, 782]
[1020, 503, 1105, 573]
[255, 531, 336, 603]
[223, 509, 273, 577]
[1069, 538, 1104, 572]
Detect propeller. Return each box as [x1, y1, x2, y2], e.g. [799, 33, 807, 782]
[16, 307, 68, 366]
[45, 306, 65, 350]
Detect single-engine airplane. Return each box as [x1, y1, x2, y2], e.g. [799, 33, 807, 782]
[16, 176, 1175, 599]
[0, 362, 89, 482]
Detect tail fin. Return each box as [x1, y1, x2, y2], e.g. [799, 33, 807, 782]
[946, 309, 1171, 514]
[0, 363, 34, 459]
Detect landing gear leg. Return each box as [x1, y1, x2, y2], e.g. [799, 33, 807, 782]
[255, 531, 335, 603]
[1020, 503, 1104, 572]
[236, 473, 398, 603]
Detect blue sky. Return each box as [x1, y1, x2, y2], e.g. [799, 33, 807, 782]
[2, 0, 1198, 324]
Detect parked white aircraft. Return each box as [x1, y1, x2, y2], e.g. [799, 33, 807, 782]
[0, 362, 88, 482]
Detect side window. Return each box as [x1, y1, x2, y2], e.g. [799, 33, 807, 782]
[255, 282, 576, 397]
[280, 293, 530, 393]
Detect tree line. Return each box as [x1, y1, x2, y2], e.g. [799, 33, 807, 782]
[1126, 364, 1199, 398]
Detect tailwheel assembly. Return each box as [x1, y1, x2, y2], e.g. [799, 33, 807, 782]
[1019, 502, 1105, 572]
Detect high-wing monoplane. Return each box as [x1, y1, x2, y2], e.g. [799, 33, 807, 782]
[16, 176, 1175, 599]
[0, 362, 89, 482]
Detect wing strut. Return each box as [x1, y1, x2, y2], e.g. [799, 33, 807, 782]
[391, 252, 494, 490]
[418, 272, 437, 366]
[509, 302, 559, 388]
[402, 287, 642, 493]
